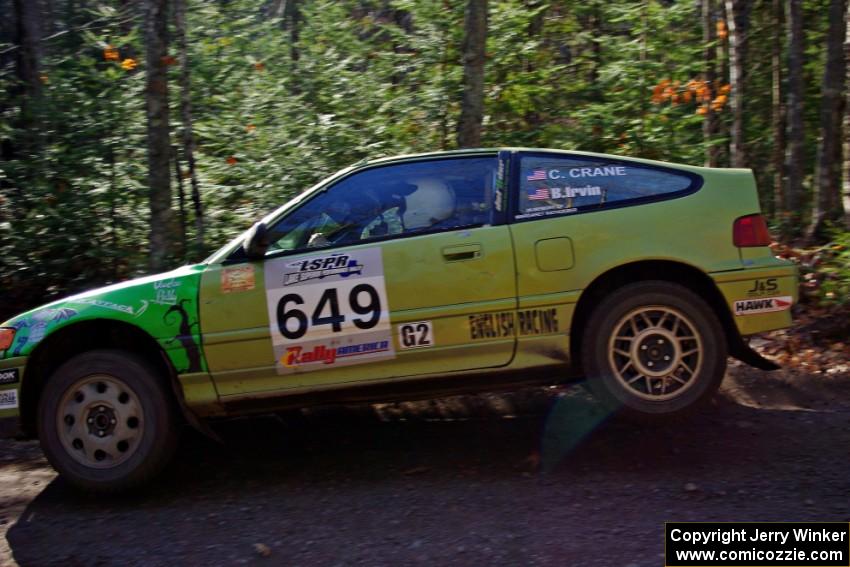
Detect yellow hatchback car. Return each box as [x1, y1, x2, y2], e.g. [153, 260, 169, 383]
[0, 148, 796, 491]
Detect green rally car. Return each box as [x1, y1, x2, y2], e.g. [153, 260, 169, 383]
[0, 148, 797, 491]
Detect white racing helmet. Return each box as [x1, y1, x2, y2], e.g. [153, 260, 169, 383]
[402, 178, 456, 230]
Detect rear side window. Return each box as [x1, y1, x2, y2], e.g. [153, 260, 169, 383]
[516, 154, 701, 220]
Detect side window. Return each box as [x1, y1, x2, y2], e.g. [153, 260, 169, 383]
[516, 155, 699, 220]
[267, 156, 497, 254]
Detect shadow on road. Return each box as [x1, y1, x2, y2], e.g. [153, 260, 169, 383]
[6, 378, 850, 566]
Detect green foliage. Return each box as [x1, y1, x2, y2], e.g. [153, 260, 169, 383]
[807, 230, 850, 309]
[0, 0, 847, 321]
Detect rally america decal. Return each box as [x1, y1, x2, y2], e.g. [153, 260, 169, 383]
[265, 248, 394, 374]
[733, 296, 793, 316]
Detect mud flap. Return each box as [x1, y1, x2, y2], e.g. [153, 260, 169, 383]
[729, 338, 780, 371]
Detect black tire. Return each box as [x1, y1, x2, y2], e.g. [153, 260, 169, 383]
[581, 281, 727, 420]
[37, 349, 179, 493]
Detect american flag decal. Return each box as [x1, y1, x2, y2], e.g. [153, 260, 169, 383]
[526, 169, 547, 181]
[527, 187, 550, 200]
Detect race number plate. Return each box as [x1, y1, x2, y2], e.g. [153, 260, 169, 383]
[265, 248, 395, 374]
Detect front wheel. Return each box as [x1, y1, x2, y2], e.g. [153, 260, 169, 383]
[38, 349, 179, 492]
[581, 281, 727, 420]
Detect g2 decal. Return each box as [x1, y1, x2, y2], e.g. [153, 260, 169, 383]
[398, 321, 433, 350]
[265, 248, 395, 373]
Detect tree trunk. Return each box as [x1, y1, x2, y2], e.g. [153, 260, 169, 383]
[6, 0, 43, 221]
[724, 0, 751, 168]
[174, 0, 204, 254]
[13, 0, 42, 100]
[808, 0, 847, 240]
[703, 0, 720, 167]
[771, 0, 785, 216]
[784, 0, 805, 216]
[287, 0, 300, 64]
[173, 145, 188, 259]
[717, 0, 730, 165]
[144, 0, 174, 271]
[456, 0, 488, 148]
[843, 0, 850, 229]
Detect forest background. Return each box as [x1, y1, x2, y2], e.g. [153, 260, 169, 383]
[1, 0, 848, 332]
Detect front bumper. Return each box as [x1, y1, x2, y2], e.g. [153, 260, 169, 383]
[0, 357, 26, 438]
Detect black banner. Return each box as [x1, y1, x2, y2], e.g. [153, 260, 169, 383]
[665, 522, 850, 567]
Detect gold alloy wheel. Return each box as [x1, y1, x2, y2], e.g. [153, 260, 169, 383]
[607, 305, 703, 402]
[56, 375, 144, 469]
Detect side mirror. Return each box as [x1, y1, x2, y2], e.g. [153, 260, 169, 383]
[242, 221, 269, 260]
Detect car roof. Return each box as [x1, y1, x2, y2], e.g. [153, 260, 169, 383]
[353, 148, 723, 176]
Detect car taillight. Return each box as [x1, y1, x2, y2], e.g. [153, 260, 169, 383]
[0, 328, 15, 351]
[733, 214, 772, 247]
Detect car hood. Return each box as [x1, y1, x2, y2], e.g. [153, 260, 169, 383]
[1, 264, 206, 359]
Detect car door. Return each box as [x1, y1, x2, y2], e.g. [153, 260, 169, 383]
[199, 154, 518, 397]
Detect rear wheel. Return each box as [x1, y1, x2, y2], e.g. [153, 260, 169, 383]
[581, 281, 727, 419]
[38, 349, 179, 492]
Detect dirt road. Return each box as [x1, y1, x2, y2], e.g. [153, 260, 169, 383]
[2, 362, 849, 566]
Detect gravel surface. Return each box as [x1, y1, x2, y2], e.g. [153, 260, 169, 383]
[2, 362, 849, 566]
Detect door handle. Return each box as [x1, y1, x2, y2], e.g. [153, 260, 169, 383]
[442, 244, 482, 261]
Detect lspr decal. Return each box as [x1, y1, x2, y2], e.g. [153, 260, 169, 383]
[265, 248, 394, 373]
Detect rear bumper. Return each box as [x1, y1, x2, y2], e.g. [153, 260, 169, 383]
[712, 264, 798, 336]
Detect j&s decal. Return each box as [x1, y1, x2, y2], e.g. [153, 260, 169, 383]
[746, 278, 779, 297]
[0, 389, 18, 410]
[265, 248, 394, 374]
[734, 296, 792, 316]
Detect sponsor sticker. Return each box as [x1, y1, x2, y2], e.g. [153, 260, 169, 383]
[0, 389, 18, 410]
[0, 369, 19, 385]
[398, 321, 434, 350]
[734, 296, 793, 316]
[468, 309, 560, 340]
[153, 278, 181, 305]
[265, 248, 394, 373]
[745, 277, 779, 297]
[221, 265, 256, 294]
